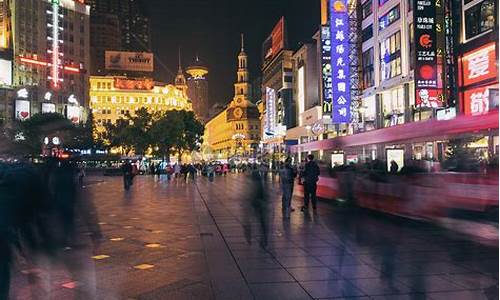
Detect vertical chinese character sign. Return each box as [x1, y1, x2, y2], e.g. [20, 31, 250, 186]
[321, 26, 333, 115]
[330, 0, 351, 123]
[414, 0, 445, 108]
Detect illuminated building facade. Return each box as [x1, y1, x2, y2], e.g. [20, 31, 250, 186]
[0, 0, 10, 49]
[89, 76, 192, 133]
[6, 0, 90, 120]
[186, 56, 209, 123]
[204, 36, 260, 160]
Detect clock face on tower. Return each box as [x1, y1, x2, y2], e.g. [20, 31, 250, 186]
[233, 107, 243, 119]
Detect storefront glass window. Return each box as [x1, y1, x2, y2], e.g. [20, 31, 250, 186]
[465, 0, 496, 40]
[380, 31, 402, 80]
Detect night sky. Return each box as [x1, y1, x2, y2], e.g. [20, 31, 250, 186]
[145, 0, 321, 106]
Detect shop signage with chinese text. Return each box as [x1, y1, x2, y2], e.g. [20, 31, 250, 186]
[330, 0, 351, 123]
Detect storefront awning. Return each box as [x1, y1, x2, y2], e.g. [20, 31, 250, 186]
[290, 110, 499, 153]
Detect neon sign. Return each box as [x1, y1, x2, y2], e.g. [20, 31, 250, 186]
[330, 0, 351, 123]
[321, 26, 333, 115]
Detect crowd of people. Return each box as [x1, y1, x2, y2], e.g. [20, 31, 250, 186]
[121, 157, 322, 221]
[0, 157, 102, 299]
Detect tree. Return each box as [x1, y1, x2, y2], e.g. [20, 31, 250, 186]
[126, 108, 153, 156]
[150, 111, 184, 161]
[8, 112, 74, 155]
[177, 110, 204, 157]
[102, 118, 134, 155]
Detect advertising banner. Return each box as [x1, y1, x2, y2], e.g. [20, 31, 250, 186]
[330, 0, 351, 123]
[66, 105, 81, 124]
[15, 100, 30, 120]
[262, 17, 285, 67]
[264, 87, 276, 138]
[463, 85, 498, 116]
[460, 43, 497, 87]
[41, 103, 56, 113]
[105, 51, 154, 72]
[414, 0, 445, 108]
[321, 26, 333, 115]
[386, 149, 404, 172]
[0, 58, 12, 86]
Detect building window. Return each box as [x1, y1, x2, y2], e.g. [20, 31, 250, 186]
[362, 48, 375, 88]
[380, 31, 402, 81]
[362, 0, 373, 19]
[464, 0, 496, 40]
[362, 25, 373, 42]
[379, 0, 390, 6]
[379, 5, 400, 30]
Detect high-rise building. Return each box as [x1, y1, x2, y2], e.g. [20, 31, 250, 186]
[88, 0, 151, 75]
[6, 0, 90, 123]
[89, 12, 121, 75]
[88, 0, 151, 52]
[260, 17, 295, 156]
[186, 56, 209, 123]
[0, 0, 10, 49]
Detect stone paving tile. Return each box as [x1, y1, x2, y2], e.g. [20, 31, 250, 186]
[300, 279, 365, 298]
[249, 282, 312, 300]
[276, 256, 324, 268]
[397, 274, 466, 293]
[428, 289, 498, 300]
[243, 268, 295, 283]
[288, 266, 340, 281]
[348, 277, 411, 296]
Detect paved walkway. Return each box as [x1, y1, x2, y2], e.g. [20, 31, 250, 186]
[10, 173, 499, 299]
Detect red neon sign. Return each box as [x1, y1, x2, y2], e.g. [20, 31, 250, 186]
[461, 43, 497, 87]
[19, 56, 80, 73]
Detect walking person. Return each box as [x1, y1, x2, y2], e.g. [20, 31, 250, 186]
[300, 154, 320, 212]
[280, 157, 297, 218]
[121, 160, 133, 190]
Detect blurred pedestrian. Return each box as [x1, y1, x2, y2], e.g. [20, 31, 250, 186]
[249, 164, 269, 247]
[121, 160, 133, 190]
[301, 154, 320, 212]
[280, 157, 297, 218]
[390, 160, 399, 174]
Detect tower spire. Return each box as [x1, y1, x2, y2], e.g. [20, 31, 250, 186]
[177, 47, 182, 72]
[240, 33, 244, 52]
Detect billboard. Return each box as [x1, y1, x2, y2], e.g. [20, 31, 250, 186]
[264, 87, 276, 137]
[414, 0, 445, 108]
[463, 85, 498, 116]
[15, 100, 30, 120]
[460, 43, 497, 87]
[330, 0, 351, 123]
[262, 17, 285, 67]
[320, 26, 333, 115]
[66, 105, 81, 124]
[41, 103, 56, 113]
[105, 51, 154, 72]
[0, 58, 12, 86]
